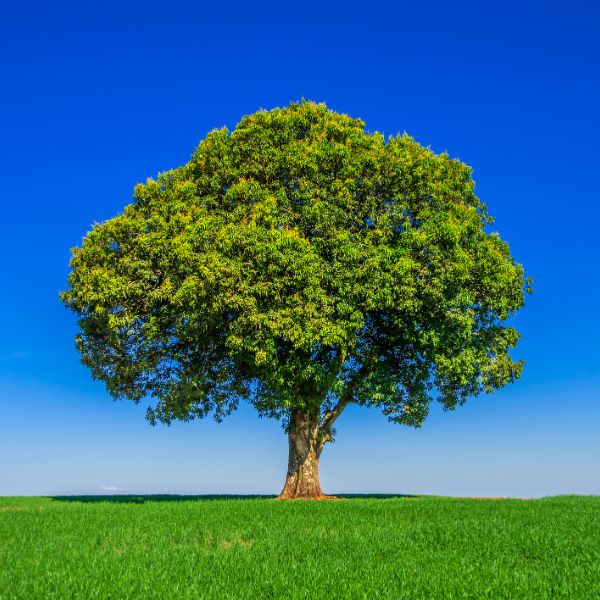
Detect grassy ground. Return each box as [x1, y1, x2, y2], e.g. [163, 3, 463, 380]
[0, 495, 598, 599]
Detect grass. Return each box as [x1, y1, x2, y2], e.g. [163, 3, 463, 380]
[0, 495, 598, 598]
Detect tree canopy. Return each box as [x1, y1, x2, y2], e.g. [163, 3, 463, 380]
[61, 101, 529, 497]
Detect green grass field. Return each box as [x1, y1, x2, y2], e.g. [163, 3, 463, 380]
[1, 495, 598, 599]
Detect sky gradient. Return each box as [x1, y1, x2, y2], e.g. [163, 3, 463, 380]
[1, 0, 599, 497]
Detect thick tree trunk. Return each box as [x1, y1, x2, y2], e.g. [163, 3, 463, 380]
[278, 410, 325, 499]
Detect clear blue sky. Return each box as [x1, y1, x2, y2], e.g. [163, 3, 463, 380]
[1, 1, 598, 497]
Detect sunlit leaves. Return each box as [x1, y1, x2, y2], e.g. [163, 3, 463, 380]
[61, 100, 528, 428]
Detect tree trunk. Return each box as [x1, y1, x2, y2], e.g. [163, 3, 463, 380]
[278, 409, 325, 499]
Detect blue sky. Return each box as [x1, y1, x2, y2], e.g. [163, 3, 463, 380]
[1, 1, 598, 497]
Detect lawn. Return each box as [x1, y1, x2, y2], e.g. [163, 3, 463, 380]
[0, 495, 598, 598]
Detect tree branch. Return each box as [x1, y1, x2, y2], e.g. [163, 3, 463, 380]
[317, 397, 349, 457]
[321, 398, 349, 436]
[316, 355, 376, 457]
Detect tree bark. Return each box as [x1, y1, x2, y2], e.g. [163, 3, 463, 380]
[278, 409, 325, 499]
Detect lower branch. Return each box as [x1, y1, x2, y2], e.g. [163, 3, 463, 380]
[317, 398, 350, 457]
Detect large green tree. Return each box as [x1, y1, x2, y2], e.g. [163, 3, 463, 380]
[61, 101, 530, 498]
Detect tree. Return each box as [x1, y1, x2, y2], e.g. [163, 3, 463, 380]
[61, 101, 530, 499]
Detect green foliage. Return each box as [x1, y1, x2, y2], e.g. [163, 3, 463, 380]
[1, 496, 598, 598]
[61, 101, 528, 427]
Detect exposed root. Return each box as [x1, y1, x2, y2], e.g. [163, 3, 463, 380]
[276, 494, 341, 501]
